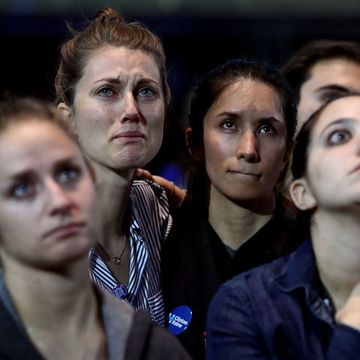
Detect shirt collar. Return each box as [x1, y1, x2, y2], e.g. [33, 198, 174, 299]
[275, 239, 317, 293]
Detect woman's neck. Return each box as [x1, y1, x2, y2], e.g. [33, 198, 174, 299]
[3, 256, 96, 330]
[93, 163, 135, 251]
[312, 210, 360, 310]
[2, 255, 105, 359]
[208, 185, 274, 250]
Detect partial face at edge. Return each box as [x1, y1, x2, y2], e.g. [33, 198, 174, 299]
[61, 46, 166, 173]
[202, 79, 288, 211]
[292, 96, 360, 212]
[297, 58, 360, 130]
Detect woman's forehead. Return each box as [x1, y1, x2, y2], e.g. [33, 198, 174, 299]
[314, 95, 360, 133]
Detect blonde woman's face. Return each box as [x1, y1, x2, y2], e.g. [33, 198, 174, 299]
[0, 120, 100, 269]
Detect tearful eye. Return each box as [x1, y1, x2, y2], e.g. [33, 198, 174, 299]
[327, 130, 351, 146]
[97, 87, 115, 97]
[138, 87, 156, 98]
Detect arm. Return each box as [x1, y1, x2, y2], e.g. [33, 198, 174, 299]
[206, 281, 271, 360]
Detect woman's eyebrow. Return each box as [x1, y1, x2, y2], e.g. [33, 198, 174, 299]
[320, 117, 355, 136]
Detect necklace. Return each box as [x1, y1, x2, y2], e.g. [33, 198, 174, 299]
[111, 235, 128, 265]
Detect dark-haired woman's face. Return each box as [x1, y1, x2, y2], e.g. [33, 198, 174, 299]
[302, 96, 360, 211]
[203, 79, 288, 211]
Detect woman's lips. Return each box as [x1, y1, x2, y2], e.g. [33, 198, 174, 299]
[43, 222, 86, 240]
[112, 131, 145, 141]
[228, 170, 261, 178]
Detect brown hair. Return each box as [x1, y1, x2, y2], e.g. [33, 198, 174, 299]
[0, 96, 75, 137]
[283, 40, 360, 104]
[0, 95, 95, 178]
[55, 7, 170, 107]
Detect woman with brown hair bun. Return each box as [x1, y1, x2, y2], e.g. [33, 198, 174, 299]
[56, 8, 172, 326]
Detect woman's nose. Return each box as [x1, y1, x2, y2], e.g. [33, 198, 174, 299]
[46, 180, 74, 215]
[236, 131, 260, 162]
[121, 93, 144, 123]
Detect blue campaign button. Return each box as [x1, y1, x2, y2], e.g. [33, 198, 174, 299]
[167, 305, 192, 336]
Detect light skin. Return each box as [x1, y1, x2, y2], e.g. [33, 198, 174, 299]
[290, 96, 360, 331]
[0, 119, 105, 359]
[58, 45, 166, 283]
[297, 58, 360, 129]
[201, 79, 289, 250]
[60, 45, 165, 176]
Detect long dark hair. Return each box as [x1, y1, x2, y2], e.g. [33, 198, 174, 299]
[185, 58, 297, 217]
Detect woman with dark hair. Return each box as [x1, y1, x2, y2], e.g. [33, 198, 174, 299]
[56, 7, 172, 326]
[162, 58, 302, 359]
[207, 93, 360, 359]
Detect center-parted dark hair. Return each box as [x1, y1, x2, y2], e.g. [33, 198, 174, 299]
[186, 58, 297, 215]
[189, 58, 297, 151]
[291, 92, 360, 180]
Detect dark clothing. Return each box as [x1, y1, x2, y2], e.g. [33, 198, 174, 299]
[207, 240, 360, 359]
[162, 200, 302, 360]
[0, 273, 190, 360]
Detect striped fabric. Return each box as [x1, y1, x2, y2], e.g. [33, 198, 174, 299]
[89, 180, 172, 326]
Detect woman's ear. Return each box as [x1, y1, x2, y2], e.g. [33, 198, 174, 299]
[289, 178, 317, 211]
[57, 103, 77, 133]
[185, 127, 203, 161]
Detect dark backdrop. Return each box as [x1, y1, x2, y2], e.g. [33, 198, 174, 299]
[1, 12, 360, 183]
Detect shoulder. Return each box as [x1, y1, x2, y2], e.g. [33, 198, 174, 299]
[209, 252, 294, 318]
[132, 179, 168, 201]
[0, 291, 42, 359]
[131, 179, 172, 238]
[98, 287, 135, 359]
[226, 252, 293, 292]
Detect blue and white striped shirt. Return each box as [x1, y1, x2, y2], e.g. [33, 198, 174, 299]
[89, 180, 172, 326]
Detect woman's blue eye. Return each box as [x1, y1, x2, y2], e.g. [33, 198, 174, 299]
[138, 87, 155, 97]
[98, 87, 115, 97]
[57, 168, 80, 184]
[328, 130, 351, 146]
[12, 183, 33, 199]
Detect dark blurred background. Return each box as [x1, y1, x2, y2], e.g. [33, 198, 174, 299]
[2, 0, 360, 185]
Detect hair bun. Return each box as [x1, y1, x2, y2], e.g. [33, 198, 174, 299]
[94, 7, 124, 22]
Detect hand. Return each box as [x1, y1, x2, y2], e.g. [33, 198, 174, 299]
[135, 169, 186, 208]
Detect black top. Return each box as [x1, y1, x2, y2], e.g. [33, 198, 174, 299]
[162, 199, 303, 360]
